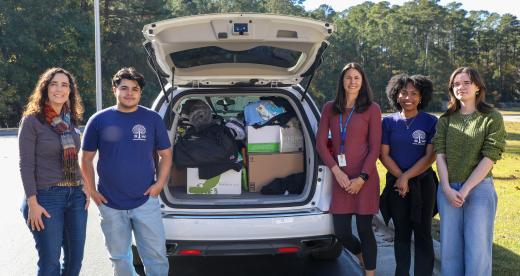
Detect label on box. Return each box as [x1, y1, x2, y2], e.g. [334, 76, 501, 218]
[247, 125, 281, 153]
[247, 143, 280, 153]
[187, 168, 242, 194]
[280, 127, 303, 152]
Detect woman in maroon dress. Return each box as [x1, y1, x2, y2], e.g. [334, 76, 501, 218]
[316, 62, 382, 276]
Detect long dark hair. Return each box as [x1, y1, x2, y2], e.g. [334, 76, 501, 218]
[22, 67, 83, 125]
[443, 67, 493, 116]
[332, 62, 373, 114]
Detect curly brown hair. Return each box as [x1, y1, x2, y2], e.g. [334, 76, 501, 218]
[386, 74, 433, 111]
[22, 68, 84, 125]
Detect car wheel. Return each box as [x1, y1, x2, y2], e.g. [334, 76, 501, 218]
[132, 245, 143, 266]
[310, 238, 343, 260]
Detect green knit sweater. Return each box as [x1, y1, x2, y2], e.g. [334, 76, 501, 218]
[432, 109, 506, 183]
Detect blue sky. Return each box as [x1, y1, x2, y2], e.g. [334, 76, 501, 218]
[303, 0, 519, 16]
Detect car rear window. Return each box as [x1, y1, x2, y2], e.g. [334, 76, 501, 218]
[170, 46, 302, 69]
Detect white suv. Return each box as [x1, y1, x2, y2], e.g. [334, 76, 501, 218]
[140, 13, 340, 260]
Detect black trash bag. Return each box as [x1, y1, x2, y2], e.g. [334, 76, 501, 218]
[174, 123, 239, 168]
[261, 173, 305, 195]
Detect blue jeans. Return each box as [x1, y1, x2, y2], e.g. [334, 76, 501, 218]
[21, 186, 88, 276]
[437, 177, 497, 276]
[98, 196, 168, 276]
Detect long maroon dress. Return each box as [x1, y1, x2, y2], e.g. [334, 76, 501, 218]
[316, 101, 382, 215]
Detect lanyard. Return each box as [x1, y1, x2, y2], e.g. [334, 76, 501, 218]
[339, 107, 355, 153]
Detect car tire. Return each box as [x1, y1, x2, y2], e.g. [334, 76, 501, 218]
[132, 245, 143, 266]
[310, 238, 343, 260]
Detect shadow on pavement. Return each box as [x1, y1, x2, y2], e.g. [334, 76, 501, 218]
[135, 252, 361, 276]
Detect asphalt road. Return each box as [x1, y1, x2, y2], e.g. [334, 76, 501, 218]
[0, 135, 364, 276]
[2, 112, 515, 274]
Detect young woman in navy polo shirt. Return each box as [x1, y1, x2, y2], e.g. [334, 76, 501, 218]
[379, 74, 438, 276]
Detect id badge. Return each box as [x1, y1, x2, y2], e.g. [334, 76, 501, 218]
[337, 154, 347, 167]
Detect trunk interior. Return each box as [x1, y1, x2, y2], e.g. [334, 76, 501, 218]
[161, 91, 317, 208]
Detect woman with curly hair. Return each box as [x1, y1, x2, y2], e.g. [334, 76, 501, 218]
[379, 74, 438, 276]
[316, 62, 382, 276]
[19, 67, 88, 275]
[433, 67, 506, 275]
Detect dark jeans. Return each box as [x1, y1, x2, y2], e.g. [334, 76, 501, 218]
[333, 214, 377, 270]
[22, 186, 88, 276]
[388, 178, 436, 276]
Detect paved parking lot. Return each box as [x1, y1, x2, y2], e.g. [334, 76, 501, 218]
[0, 133, 438, 275]
[0, 136, 365, 275]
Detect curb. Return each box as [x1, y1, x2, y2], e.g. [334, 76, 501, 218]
[0, 127, 85, 136]
[0, 128, 18, 136]
[373, 211, 441, 273]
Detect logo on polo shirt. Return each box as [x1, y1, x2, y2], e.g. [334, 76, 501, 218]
[132, 124, 147, 141]
[412, 130, 426, 145]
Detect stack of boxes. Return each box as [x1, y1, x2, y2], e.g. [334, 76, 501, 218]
[169, 99, 305, 195]
[246, 118, 304, 192]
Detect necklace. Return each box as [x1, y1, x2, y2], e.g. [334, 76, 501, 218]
[400, 113, 417, 130]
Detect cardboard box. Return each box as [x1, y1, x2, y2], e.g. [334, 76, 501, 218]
[170, 162, 186, 187]
[248, 152, 304, 192]
[247, 125, 280, 153]
[280, 126, 303, 153]
[187, 168, 242, 195]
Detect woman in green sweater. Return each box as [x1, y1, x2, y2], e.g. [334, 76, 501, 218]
[432, 67, 506, 276]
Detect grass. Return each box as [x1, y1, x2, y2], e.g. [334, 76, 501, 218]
[377, 121, 520, 274]
[498, 107, 520, 116]
[498, 110, 520, 116]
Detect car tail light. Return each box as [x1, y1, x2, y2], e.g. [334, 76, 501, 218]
[277, 247, 300, 254]
[178, 249, 202, 255]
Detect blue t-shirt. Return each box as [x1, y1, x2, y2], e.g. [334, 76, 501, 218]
[381, 111, 438, 170]
[82, 106, 171, 210]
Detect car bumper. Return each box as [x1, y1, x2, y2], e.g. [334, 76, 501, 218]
[165, 235, 337, 256]
[162, 210, 333, 241]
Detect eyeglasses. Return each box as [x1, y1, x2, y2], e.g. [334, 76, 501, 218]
[453, 81, 472, 88]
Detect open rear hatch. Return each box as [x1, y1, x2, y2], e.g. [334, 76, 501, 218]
[142, 13, 334, 86]
[143, 14, 334, 208]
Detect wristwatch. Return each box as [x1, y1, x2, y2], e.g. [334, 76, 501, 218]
[359, 173, 369, 181]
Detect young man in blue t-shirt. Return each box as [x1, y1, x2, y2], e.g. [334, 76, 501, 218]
[80, 67, 172, 275]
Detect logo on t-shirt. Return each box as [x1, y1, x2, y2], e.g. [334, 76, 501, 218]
[412, 130, 426, 145]
[132, 124, 147, 141]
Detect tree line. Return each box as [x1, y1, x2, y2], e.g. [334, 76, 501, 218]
[0, 0, 518, 127]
